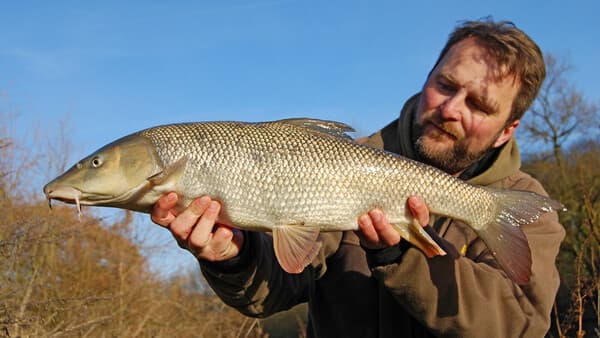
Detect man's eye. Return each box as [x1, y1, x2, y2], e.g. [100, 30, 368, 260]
[437, 81, 454, 92]
[467, 98, 488, 114]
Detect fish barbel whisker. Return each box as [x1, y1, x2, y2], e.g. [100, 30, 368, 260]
[75, 195, 82, 220]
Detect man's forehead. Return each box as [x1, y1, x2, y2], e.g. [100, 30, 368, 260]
[435, 39, 520, 115]
[441, 38, 516, 80]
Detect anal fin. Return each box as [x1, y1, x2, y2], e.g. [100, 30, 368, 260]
[273, 225, 322, 274]
[392, 219, 447, 257]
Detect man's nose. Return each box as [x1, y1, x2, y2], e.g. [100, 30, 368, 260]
[440, 88, 467, 121]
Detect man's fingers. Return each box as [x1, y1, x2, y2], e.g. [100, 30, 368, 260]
[151, 192, 178, 227]
[149, 194, 241, 262]
[368, 209, 400, 246]
[187, 200, 221, 251]
[407, 196, 430, 227]
[170, 196, 212, 243]
[358, 213, 379, 245]
[209, 225, 237, 260]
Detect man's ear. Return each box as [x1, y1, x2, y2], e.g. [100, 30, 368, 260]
[493, 119, 520, 148]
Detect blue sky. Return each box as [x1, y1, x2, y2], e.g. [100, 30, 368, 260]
[2, 1, 599, 276]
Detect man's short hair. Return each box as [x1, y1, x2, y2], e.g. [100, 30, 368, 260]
[429, 18, 545, 123]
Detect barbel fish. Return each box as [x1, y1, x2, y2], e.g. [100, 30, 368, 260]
[43, 118, 563, 284]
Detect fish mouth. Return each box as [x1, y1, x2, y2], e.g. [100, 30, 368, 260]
[44, 180, 154, 215]
[44, 185, 117, 215]
[44, 185, 84, 214]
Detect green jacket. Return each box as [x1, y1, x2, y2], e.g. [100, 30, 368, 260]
[199, 94, 565, 337]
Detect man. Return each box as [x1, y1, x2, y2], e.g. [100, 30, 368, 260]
[151, 19, 565, 337]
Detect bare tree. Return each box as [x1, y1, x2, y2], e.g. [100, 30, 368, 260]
[519, 53, 600, 337]
[521, 53, 599, 177]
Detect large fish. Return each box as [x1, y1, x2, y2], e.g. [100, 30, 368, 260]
[43, 118, 562, 284]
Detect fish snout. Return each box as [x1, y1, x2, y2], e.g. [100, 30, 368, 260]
[42, 183, 83, 213]
[43, 182, 55, 206]
[43, 182, 53, 199]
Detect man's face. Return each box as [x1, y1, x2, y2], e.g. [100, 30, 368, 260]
[414, 37, 521, 174]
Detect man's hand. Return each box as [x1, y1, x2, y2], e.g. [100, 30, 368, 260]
[151, 192, 244, 262]
[357, 196, 430, 250]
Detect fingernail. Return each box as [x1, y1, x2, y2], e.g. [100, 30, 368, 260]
[358, 214, 369, 226]
[370, 210, 381, 222]
[191, 198, 202, 208]
[208, 201, 220, 212]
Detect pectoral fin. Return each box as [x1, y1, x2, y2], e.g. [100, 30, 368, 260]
[147, 156, 188, 187]
[392, 219, 447, 257]
[273, 225, 322, 274]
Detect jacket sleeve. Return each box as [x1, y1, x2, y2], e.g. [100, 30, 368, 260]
[199, 231, 342, 318]
[370, 178, 565, 337]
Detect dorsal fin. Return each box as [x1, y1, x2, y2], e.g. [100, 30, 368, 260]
[277, 118, 355, 141]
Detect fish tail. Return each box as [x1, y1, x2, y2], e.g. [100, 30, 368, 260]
[475, 187, 564, 285]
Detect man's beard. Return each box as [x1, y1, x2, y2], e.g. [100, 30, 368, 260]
[413, 120, 499, 175]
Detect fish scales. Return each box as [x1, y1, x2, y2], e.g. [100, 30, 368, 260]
[140, 121, 491, 232]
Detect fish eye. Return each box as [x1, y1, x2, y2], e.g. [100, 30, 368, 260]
[91, 156, 103, 168]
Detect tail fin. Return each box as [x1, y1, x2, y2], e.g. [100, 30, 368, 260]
[476, 188, 564, 285]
